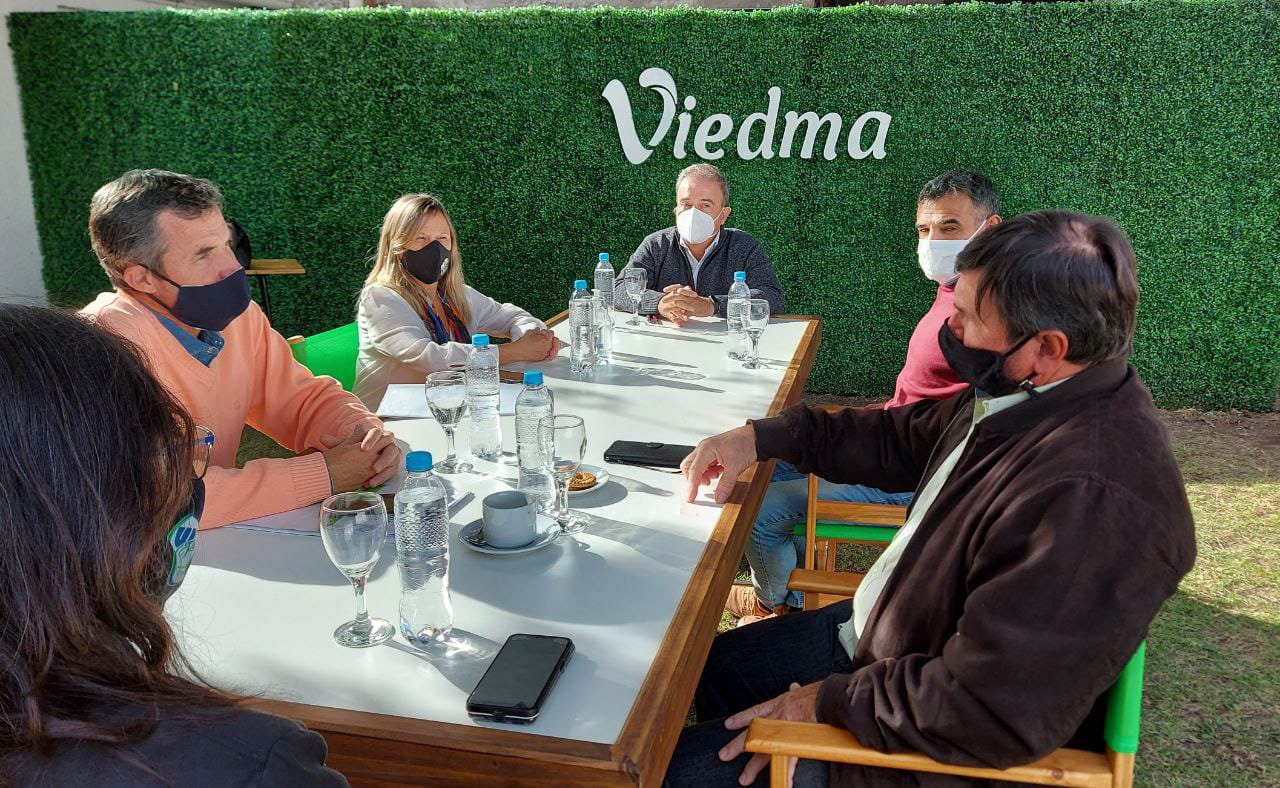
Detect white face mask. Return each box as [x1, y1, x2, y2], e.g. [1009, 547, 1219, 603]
[677, 207, 718, 245]
[917, 220, 987, 284]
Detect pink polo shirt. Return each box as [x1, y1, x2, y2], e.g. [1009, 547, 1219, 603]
[884, 283, 967, 410]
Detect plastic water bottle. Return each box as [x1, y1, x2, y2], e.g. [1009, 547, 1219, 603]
[466, 333, 501, 462]
[594, 252, 615, 312]
[515, 370, 555, 511]
[569, 280, 596, 374]
[726, 271, 750, 360]
[394, 451, 453, 647]
[592, 289, 613, 365]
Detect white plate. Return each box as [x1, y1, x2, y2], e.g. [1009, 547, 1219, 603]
[567, 465, 610, 497]
[458, 515, 561, 556]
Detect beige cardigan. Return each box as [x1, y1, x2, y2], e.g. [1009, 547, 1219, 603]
[354, 284, 544, 409]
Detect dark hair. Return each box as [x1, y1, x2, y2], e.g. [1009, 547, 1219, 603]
[0, 306, 233, 767]
[955, 210, 1140, 364]
[918, 170, 1001, 218]
[89, 169, 224, 285]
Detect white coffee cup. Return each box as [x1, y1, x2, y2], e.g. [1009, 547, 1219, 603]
[481, 490, 537, 548]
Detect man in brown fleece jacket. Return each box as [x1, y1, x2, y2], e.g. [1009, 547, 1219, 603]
[664, 211, 1196, 788]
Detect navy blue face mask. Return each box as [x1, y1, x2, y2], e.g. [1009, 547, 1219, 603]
[938, 319, 1037, 397]
[151, 477, 204, 605]
[402, 241, 450, 285]
[151, 268, 252, 331]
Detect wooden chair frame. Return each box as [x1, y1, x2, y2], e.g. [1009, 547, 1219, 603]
[789, 473, 907, 611]
[745, 643, 1143, 788]
[761, 553, 1145, 787]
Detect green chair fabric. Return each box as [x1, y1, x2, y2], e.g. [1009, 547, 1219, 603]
[294, 322, 358, 392]
[1104, 641, 1146, 755]
[791, 520, 900, 544]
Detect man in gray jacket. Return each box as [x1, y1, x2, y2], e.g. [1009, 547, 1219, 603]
[615, 164, 785, 326]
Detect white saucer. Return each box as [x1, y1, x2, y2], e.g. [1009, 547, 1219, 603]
[459, 515, 560, 556]
[567, 465, 610, 497]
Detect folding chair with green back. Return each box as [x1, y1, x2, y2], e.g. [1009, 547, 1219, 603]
[746, 626, 1146, 787]
[287, 322, 359, 392]
[788, 473, 908, 611]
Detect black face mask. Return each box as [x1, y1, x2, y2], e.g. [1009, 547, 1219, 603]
[938, 319, 1038, 397]
[149, 477, 204, 605]
[152, 268, 252, 331]
[403, 241, 450, 285]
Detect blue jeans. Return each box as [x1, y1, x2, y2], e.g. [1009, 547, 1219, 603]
[747, 462, 914, 610]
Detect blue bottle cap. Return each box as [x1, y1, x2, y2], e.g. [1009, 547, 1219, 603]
[599, 252, 610, 262]
[472, 333, 490, 346]
[523, 370, 543, 386]
[406, 451, 433, 473]
[574, 279, 588, 290]
[734, 271, 747, 282]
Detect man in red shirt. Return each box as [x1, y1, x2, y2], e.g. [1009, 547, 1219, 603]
[729, 171, 1002, 622]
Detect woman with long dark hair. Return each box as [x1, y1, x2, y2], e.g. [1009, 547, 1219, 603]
[0, 305, 346, 785]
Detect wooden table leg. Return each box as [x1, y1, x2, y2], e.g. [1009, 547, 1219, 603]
[256, 276, 273, 323]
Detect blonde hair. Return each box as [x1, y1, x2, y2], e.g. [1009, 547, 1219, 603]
[365, 193, 471, 328]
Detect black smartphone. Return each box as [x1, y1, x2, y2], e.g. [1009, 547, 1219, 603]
[603, 440, 695, 469]
[466, 634, 574, 724]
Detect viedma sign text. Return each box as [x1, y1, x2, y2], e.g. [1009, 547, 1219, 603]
[602, 68, 892, 165]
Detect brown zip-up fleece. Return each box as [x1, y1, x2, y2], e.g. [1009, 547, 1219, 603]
[751, 359, 1196, 786]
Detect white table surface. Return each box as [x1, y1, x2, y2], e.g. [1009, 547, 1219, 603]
[168, 315, 811, 746]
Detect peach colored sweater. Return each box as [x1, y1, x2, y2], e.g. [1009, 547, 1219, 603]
[81, 290, 382, 529]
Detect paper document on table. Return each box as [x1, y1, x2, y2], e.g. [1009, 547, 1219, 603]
[377, 382, 522, 419]
[231, 481, 471, 537]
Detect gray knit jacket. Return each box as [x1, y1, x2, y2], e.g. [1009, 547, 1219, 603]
[613, 227, 786, 318]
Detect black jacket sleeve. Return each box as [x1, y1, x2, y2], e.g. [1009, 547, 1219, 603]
[750, 394, 966, 495]
[816, 475, 1195, 768]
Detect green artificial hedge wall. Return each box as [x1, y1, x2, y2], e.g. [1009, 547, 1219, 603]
[11, 2, 1280, 409]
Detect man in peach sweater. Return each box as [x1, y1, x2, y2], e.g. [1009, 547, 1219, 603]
[81, 169, 402, 529]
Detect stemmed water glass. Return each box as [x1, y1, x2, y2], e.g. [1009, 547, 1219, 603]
[540, 414, 587, 534]
[319, 492, 394, 648]
[425, 370, 470, 473]
[741, 299, 770, 369]
[623, 268, 648, 326]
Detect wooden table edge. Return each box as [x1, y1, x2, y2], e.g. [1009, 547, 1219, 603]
[609, 313, 822, 785]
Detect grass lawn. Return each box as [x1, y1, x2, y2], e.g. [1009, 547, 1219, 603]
[239, 405, 1279, 785]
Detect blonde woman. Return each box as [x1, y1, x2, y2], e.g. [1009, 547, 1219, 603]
[355, 194, 559, 408]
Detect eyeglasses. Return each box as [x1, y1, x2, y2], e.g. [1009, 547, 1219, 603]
[193, 425, 215, 480]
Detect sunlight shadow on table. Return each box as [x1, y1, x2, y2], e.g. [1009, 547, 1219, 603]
[383, 629, 501, 695]
[612, 351, 696, 368]
[199, 528, 395, 587]
[614, 326, 718, 344]
[571, 479, 628, 508]
[609, 473, 675, 498]
[451, 537, 669, 626]
[575, 511, 701, 572]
